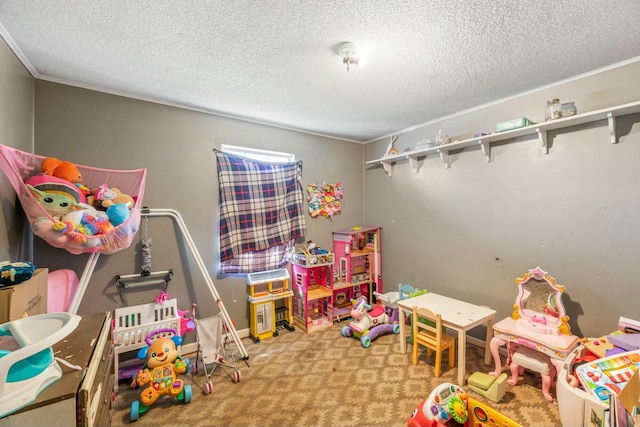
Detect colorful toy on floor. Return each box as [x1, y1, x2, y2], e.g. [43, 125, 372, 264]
[408, 382, 522, 427]
[129, 328, 192, 422]
[341, 292, 400, 348]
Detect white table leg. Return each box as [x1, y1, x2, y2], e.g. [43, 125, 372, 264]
[484, 315, 494, 365]
[457, 328, 466, 385]
[399, 307, 407, 354]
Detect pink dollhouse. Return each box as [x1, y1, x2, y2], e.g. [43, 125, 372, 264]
[291, 258, 334, 333]
[332, 226, 382, 311]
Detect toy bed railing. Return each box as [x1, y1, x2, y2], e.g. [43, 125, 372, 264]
[112, 298, 181, 392]
[0, 143, 146, 255]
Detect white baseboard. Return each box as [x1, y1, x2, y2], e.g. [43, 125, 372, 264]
[466, 333, 508, 358]
[466, 335, 486, 348]
[182, 327, 505, 361]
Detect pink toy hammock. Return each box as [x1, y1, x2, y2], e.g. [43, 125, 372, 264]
[0, 144, 146, 255]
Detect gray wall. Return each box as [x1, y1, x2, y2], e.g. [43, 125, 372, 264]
[30, 80, 365, 330]
[1, 36, 365, 333]
[0, 37, 33, 261]
[364, 59, 640, 339]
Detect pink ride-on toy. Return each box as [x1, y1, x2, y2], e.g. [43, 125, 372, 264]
[341, 292, 400, 347]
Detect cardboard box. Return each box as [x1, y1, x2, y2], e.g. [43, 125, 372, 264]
[0, 267, 48, 323]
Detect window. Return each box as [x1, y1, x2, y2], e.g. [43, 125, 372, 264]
[215, 147, 305, 275]
[221, 144, 295, 163]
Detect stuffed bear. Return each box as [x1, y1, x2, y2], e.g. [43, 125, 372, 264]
[41, 157, 83, 183]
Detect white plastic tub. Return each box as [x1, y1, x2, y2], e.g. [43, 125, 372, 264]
[373, 291, 399, 309]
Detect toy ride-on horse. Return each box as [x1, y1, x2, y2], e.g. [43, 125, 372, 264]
[130, 328, 192, 422]
[341, 294, 400, 347]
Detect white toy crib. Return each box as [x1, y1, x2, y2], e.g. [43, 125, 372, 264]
[112, 298, 181, 392]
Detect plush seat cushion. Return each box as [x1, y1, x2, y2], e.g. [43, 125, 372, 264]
[468, 371, 496, 390]
[512, 346, 551, 375]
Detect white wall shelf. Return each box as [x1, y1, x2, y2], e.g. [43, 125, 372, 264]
[366, 100, 640, 176]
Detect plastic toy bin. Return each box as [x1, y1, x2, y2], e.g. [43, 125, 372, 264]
[374, 291, 399, 309]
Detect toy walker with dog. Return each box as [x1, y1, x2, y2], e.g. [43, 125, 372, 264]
[129, 328, 192, 421]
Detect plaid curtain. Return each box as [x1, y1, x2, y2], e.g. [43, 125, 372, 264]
[215, 149, 306, 274]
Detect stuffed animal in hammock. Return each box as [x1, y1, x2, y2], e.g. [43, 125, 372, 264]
[41, 157, 83, 183]
[26, 184, 83, 220]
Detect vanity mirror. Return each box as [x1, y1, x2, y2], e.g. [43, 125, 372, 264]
[511, 266, 571, 336]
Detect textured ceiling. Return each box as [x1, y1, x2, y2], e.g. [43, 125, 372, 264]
[1, 1, 639, 143]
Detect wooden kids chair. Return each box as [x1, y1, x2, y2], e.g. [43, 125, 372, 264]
[411, 306, 456, 377]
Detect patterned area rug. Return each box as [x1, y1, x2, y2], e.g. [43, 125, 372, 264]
[110, 323, 561, 426]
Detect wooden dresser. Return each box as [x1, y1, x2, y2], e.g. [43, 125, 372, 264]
[0, 311, 113, 427]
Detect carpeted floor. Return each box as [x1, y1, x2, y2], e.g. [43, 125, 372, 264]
[110, 323, 561, 426]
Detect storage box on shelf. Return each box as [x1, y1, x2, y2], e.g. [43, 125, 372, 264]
[291, 257, 334, 334]
[332, 226, 382, 317]
[247, 268, 294, 343]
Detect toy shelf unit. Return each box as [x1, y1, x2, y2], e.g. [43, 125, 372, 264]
[291, 259, 334, 334]
[112, 298, 182, 392]
[332, 226, 382, 308]
[246, 268, 294, 343]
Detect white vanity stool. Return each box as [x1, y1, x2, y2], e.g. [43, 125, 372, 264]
[508, 345, 556, 402]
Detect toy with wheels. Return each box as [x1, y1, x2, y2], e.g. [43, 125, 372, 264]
[407, 382, 522, 427]
[341, 293, 400, 348]
[129, 328, 192, 422]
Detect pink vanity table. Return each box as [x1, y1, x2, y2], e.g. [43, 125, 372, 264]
[489, 267, 580, 402]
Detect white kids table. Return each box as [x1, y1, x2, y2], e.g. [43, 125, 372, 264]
[397, 292, 496, 385]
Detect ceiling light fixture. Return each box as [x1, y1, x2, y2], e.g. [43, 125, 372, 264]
[338, 42, 367, 72]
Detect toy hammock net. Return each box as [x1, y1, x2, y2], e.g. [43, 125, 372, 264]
[0, 144, 146, 255]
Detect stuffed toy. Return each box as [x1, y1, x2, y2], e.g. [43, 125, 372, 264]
[25, 174, 87, 204]
[131, 329, 191, 418]
[106, 203, 130, 226]
[26, 184, 83, 219]
[54, 204, 113, 238]
[88, 184, 135, 211]
[41, 157, 83, 183]
[0, 261, 37, 286]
